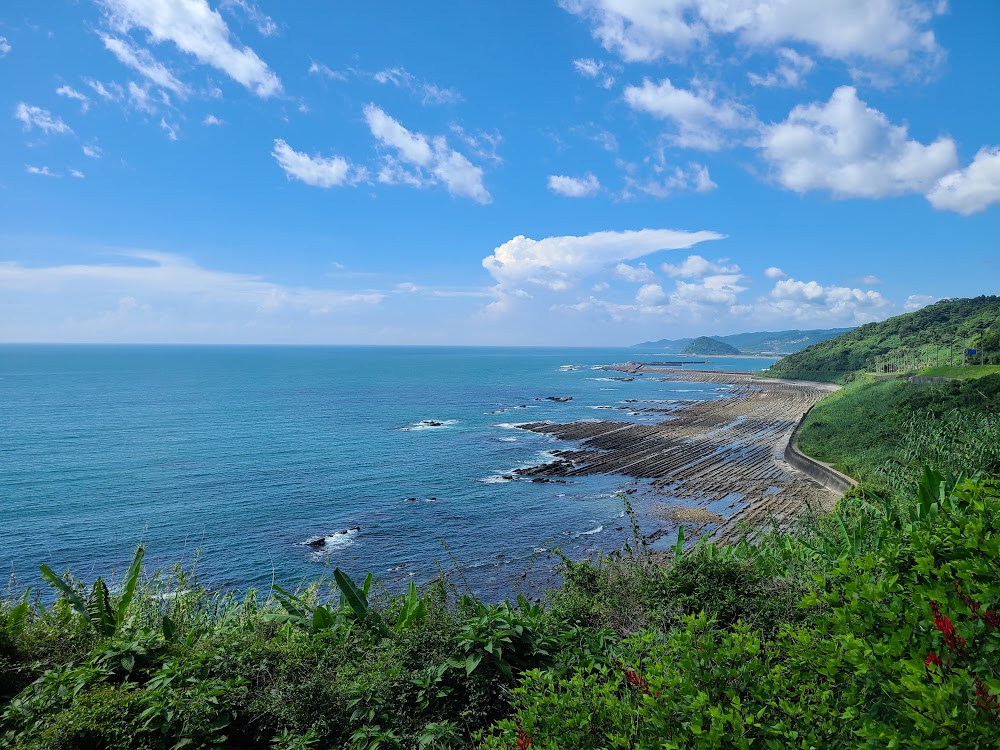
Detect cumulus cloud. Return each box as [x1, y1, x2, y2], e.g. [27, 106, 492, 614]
[761, 86, 958, 199]
[548, 173, 601, 197]
[98, 0, 281, 97]
[750, 276, 890, 323]
[926, 147, 1000, 216]
[662, 254, 739, 278]
[854, 274, 882, 285]
[624, 78, 755, 150]
[614, 262, 657, 283]
[14, 103, 73, 135]
[764, 266, 787, 279]
[560, 0, 945, 71]
[0, 36, 10, 58]
[482, 228, 724, 295]
[364, 104, 491, 203]
[56, 85, 91, 112]
[272, 139, 362, 188]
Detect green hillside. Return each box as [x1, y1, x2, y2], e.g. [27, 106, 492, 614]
[766, 296, 1000, 382]
[681, 336, 741, 355]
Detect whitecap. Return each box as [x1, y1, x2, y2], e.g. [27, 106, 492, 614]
[479, 474, 515, 484]
[579, 525, 604, 536]
[306, 527, 359, 554]
[496, 421, 536, 429]
[400, 419, 459, 432]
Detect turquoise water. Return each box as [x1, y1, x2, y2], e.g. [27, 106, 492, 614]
[0, 346, 774, 598]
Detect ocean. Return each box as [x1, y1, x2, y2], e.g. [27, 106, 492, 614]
[0, 346, 775, 600]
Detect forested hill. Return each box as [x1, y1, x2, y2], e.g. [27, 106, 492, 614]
[766, 296, 1000, 382]
[681, 336, 741, 355]
[633, 327, 852, 354]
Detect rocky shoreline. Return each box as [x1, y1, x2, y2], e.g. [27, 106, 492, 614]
[514, 365, 843, 545]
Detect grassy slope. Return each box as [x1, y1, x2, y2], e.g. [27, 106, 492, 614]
[918, 364, 1000, 379]
[765, 295, 1000, 383]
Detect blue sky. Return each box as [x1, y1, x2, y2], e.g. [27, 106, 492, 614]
[2, 0, 998, 345]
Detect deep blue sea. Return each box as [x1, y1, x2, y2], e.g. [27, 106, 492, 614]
[1, 346, 774, 599]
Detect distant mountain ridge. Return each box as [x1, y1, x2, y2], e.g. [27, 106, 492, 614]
[633, 328, 854, 355]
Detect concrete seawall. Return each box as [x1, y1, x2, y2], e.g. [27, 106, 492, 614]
[782, 405, 857, 493]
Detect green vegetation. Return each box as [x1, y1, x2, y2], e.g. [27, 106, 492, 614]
[681, 336, 741, 356]
[3, 468, 1000, 748]
[918, 364, 1000, 379]
[798, 374, 1000, 487]
[6, 303, 1000, 748]
[766, 296, 1000, 382]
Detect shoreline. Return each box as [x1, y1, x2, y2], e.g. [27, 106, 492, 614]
[516, 364, 844, 545]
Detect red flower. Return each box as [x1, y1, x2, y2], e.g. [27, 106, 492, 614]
[924, 652, 942, 668]
[984, 610, 1000, 629]
[516, 725, 533, 749]
[620, 663, 651, 694]
[930, 601, 966, 654]
[974, 676, 1000, 713]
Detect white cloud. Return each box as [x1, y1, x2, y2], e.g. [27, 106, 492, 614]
[548, 173, 601, 197]
[203, 114, 224, 126]
[749, 276, 891, 323]
[764, 266, 787, 279]
[86, 79, 124, 101]
[14, 103, 73, 135]
[272, 139, 361, 188]
[308, 61, 346, 80]
[624, 162, 717, 198]
[926, 147, 1000, 216]
[636, 283, 667, 305]
[98, 0, 282, 97]
[100, 35, 189, 96]
[364, 105, 491, 203]
[373, 67, 462, 105]
[854, 274, 882, 285]
[614, 262, 657, 283]
[624, 78, 755, 150]
[0, 251, 383, 341]
[662, 254, 739, 277]
[904, 294, 936, 310]
[572, 57, 615, 88]
[83, 143, 103, 159]
[0, 36, 10, 58]
[482, 228, 724, 295]
[25, 165, 59, 177]
[70, 169, 86, 179]
[761, 86, 958, 198]
[56, 85, 91, 112]
[592, 281, 610, 291]
[160, 118, 178, 140]
[127, 81, 157, 112]
[220, 0, 278, 37]
[748, 47, 815, 87]
[560, 0, 945, 71]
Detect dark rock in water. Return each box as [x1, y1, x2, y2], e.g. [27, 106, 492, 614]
[501, 475, 515, 480]
[615, 526, 624, 532]
[348, 526, 360, 532]
[647, 529, 668, 543]
[422, 420, 444, 427]
[495, 554, 505, 559]
[405, 497, 417, 502]
[625, 488, 637, 494]
[306, 537, 326, 548]
[544, 396, 573, 402]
